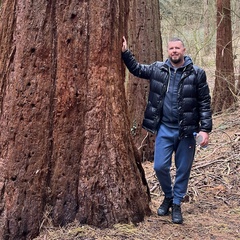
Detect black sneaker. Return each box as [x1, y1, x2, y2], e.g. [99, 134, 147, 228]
[172, 204, 183, 224]
[157, 197, 173, 216]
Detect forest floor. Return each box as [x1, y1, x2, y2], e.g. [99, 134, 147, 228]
[35, 103, 240, 240]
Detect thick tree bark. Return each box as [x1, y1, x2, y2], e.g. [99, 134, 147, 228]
[0, 1, 151, 239]
[125, 0, 162, 161]
[212, 0, 235, 113]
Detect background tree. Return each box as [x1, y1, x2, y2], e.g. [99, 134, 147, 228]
[125, 0, 162, 162]
[160, 0, 240, 106]
[0, 1, 151, 239]
[159, 0, 216, 63]
[231, 0, 240, 95]
[212, 0, 236, 113]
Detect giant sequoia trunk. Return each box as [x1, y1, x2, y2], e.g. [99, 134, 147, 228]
[0, 1, 151, 239]
[212, 0, 235, 112]
[125, 0, 162, 161]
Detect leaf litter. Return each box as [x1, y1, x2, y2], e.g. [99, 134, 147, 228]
[35, 103, 240, 240]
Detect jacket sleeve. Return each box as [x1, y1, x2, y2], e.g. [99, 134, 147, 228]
[122, 50, 152, 79]
[197, 69, 213, 133]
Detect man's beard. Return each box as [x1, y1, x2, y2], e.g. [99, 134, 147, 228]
[170, 57, 182, 64]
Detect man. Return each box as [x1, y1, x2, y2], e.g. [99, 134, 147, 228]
[121, 36, 212, 224]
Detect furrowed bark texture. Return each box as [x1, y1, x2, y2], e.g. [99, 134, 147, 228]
[212, 0, 235, 112]
[0, 1, 151, 239]
[125, 0, 163, 161]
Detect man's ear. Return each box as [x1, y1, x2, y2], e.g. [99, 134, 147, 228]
[183, 47, 186, 54]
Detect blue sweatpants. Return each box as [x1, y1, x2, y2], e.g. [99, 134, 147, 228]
[154, 124, 196, 205]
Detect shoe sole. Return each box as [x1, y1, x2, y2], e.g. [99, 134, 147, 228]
[157, 211, 171, 216]
[172, 219, 183, 224]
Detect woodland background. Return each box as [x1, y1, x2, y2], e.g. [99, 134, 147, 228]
[0, 0, 239, 239]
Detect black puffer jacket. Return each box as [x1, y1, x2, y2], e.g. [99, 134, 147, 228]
[122, 50, 212, 138]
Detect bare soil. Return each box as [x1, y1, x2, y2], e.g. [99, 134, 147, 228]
[35, 104, 240, 240]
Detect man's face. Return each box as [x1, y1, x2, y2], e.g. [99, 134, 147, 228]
[167, 41, 186, 65]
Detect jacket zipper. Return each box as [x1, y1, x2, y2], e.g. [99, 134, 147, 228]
[167, 67, 177, 93]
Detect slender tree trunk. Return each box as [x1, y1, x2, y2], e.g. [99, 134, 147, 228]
[204, 0, 211, 54]
[233, 0, 240, 95]
[0, 1, 151, 239]
[125, 0, 162, 161]
[212, 0, 235, 113]
[237, 65, 240, 95]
